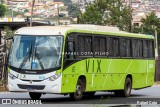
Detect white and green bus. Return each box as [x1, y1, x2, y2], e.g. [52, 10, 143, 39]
[8, 25, 155, 100]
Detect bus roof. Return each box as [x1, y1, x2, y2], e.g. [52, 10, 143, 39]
[14, 24, 154, 39]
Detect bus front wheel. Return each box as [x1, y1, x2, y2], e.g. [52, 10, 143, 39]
[70, 79, 84, 101]
[29, 92, 42, 100]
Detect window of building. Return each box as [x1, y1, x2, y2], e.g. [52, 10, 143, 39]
[133, 23, 139, 27]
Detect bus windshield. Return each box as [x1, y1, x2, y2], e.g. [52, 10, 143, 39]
[9, 35, 63, 71]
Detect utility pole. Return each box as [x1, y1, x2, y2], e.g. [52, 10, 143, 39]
[155, 27, 158, 59]
[30, 0, 35, 27]
[57, 4, 60, 25]
[11, 0, 14, 22]
[129, 0, 132, 32]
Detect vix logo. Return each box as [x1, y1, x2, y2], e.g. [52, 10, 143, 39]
[85, 59, 101, 73]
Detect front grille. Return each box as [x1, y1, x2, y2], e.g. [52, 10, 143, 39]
[20, 79, 43, 82]
[17, 84, 45, 90]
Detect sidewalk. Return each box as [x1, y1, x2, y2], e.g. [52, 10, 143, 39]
[154, 81, 160, 86]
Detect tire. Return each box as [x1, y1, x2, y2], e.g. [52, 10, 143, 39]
[70, 79, 85, 101]
[121, 77, 132, 97]
[29, 92, 42, 100]
[114, 77, 132, 97]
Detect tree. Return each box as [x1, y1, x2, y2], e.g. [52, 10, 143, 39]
[80, 4, 102, 24]
[0, 0, 4, 4]
[139, 11, 160, 54]
[132, 26, 141, 33]
[141, 12, 160, 36]
[4, 26, 14, 39]
[0, 4, 6, 18]
[68, 3, 81, 18]
[79, 0, 131, 32]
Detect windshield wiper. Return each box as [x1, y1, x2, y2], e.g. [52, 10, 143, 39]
[19, 44, 33, 70]
[35, 53, 45, 71]
[34, 44, 45, 71]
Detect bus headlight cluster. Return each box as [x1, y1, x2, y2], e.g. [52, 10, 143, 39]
[9, 73, 17, 80]
[48, 73, 61, 81]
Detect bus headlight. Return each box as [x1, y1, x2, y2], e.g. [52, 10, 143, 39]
[9, 73, 17, 80]
[48, 73, 61, 81]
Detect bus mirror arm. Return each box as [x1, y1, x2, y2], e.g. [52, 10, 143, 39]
[5, 37, 13, 40]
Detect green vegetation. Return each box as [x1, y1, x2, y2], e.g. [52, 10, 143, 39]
[4, 26, 14, 39]
[79, 3, 102, 25]
[133, 12, 160, 36]
[141, 12, 159, 35]
[79, 0, 132, 32]
[0, 4, 6, 18]
[0, 0, 4, 4]
[68, 3, 81, 18]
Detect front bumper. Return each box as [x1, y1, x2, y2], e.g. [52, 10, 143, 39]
[8, 75, 62, 94]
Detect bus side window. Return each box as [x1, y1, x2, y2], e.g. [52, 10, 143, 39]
[94, 37, 106, 56]
[143, 40, 149, 58]
[143, 40, 154, 59]
[108, 37, 120, 57]
[132, 39, 143, 58]
[78, 35, 92, 57]
[149, 41, 154, 58]
[120, 38, 132, 58]
[67, 41, 75, 59]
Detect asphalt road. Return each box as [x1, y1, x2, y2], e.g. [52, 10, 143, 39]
[0, 85, 160, 107]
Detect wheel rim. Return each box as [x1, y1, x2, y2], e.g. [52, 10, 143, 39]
[76, 84, 82, 97]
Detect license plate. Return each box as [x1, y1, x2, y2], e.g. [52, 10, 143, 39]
[27, 88, 35, 91]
